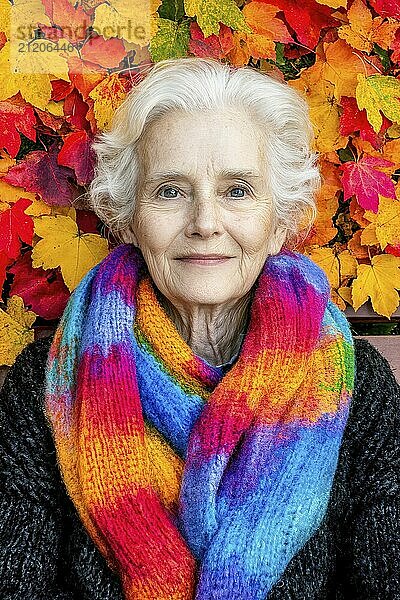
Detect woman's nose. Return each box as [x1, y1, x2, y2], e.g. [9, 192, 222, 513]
[185, 195, 224, 238]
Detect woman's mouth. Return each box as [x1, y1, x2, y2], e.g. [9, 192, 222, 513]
[176, 254, 232, 265]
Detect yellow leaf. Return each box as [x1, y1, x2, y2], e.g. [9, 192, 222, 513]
[308, 247, 339, 289]
[93, 0, 161, 44]
[315, 0, 347, 7]
[0, 41, 71, 108]
[0, 0, 11, 37]
[338, 249, 358, 282]
[352, 254, 400, 318]
[31, 214, 109, 291]
[356, 73, 400, 134]
[0, 179, 37, 204]
[24, 197, 51, 216]
[9, 0, 51, 39]
[360, 222, 379, 246]
[0, 295, 35, 367]
[337, 285, 353, 305]
[89, 73, 127, 131]
[338, 0, 373, 52]
[293, 78, 347, 153]
[184, 0, 252, 38]
[0, 151, 15, 175]
[374, 196, 400, 249]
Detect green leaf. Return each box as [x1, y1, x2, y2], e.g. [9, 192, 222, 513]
[149, 17, 190, 62]
[184, 0, 251, 38]
[158, 0, 185, 22]
[356, 74, 400, 133]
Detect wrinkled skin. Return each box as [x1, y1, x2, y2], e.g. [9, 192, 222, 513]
[122, 108, 286, 365]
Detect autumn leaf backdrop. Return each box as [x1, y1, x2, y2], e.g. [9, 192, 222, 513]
[0, 0, 399, 366]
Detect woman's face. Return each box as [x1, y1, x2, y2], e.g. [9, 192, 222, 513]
[126, 108, 287, 308]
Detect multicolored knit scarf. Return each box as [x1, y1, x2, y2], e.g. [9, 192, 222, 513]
[45, 243, 354, 600]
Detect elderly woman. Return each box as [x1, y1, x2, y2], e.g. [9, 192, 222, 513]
[0, 57, 399, 600]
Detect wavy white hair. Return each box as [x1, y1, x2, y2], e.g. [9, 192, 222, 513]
[89, 57, 320, 245]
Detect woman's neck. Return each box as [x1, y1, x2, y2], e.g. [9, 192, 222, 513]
[156, 290, 252, 366]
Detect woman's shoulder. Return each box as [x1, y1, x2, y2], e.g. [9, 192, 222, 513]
[0, 335, 61, 505]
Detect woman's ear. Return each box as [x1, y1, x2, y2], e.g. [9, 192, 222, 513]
[269, 225, 288, 255]
[120, 227, 139, 246]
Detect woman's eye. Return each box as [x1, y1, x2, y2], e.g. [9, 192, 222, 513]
[157, 186, 181, 199]
[228, 186, 249, 198]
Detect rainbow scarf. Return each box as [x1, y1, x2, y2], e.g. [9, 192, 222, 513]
[45, 243, 354, 600]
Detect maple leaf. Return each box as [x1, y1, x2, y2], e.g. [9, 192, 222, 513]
[0, 100, 36, 158]
[0, 0, 11, 38]
[0, 251, 12, 290]
[291, 77, 347, 152]
[356, 74, 400, 134]
[336, 0, 398, 54]
[41, 0, 91, 43]
[0, 178, 37, 206]
[93, 0, 161, 44]
[339, 96, 390, 150]
[0, 197, 34, 260]
[0, 40, 71, 109]
[0, 295, 35, 366]
[338, 250, 358, 284]
[31, 211, 109, 290]
[63, 89, 90, 131]
[369, 0, 400, 19]
[308, 247, 340, 289]
[57, 131, 95, 186]
[184, 0, 252, 38]
[364, 196, 400, 250]
[81, 35, 127, 68]
[315, 0, 346, 7]
[150, 17, 190, 61]
[9, 250, 70, 320]
[386, 243, 400, 257]
[240, 1, 293, 60]
[88, 73, 128, 131]
[265, 0, 338, 49]
[188, 22, 234, 59]
[351, 253, 400, 318]
[341, 155, 396, 212]
[348, 229, 369, 259]
[67, 57, 106, 100]
[4, 148, 77, 206]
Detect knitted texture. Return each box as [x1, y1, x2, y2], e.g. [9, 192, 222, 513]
[1, 337, 399, 599]
[44, 243, 355, 600]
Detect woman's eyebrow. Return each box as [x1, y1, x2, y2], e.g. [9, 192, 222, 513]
[145, 169, 261, 183]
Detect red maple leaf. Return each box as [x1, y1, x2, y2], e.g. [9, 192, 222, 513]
[385, 244, 400, 257]
[9, 251, 70, 320]
[51, 79, 74, 101]
[189, 22, 235, 59]
[263, 0, 338, 49]
[369, 0, 400, 18]
[341, 155, 396, 212]
[4, 147, 77, 205]
[81, 35, 126, 69]
[339, 97, 391, 150]
[63, 89, 90, 131]
[76, 209, 101, 234]
[0, 100, 36, 158]
[0, 251, 13, 290]
[41, 0, 92, 43]
[58, 131, 95, 186]
[0, 198, 34, 260]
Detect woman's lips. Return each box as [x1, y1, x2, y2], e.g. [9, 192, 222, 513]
[176, 255, 232, 265]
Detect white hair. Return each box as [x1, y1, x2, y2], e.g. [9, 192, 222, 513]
[89, 57, 320, 245]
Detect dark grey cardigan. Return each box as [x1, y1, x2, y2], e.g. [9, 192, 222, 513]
[0, 336, 399, 600]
